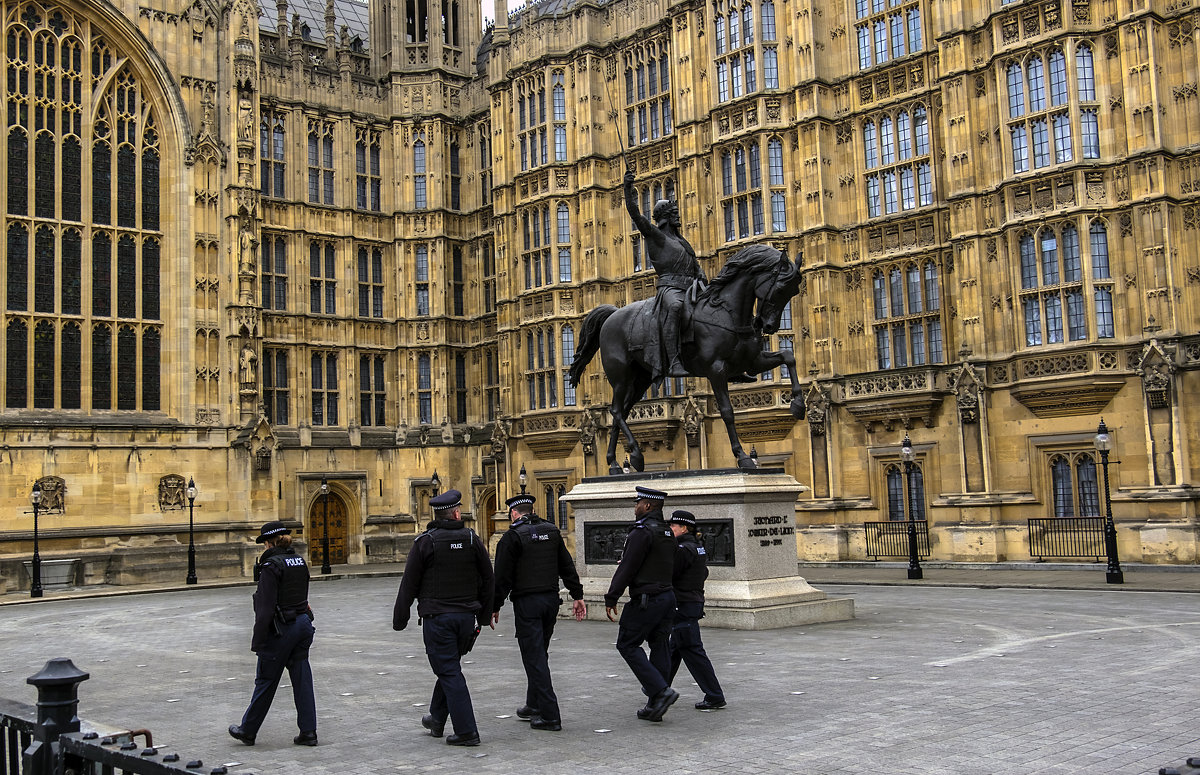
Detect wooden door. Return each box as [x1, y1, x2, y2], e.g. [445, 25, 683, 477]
[309, 492, 348, 566]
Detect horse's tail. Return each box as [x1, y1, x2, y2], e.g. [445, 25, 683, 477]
[568, 305, 617, 387]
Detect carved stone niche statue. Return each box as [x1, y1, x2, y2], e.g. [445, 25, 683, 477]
[490, 418, 510, 459]
[949, 361, 984, 424]
[579, 409, 598, 456]
[239, 344, 258, 390]
[681, 394, 703, 447]
[804, 382, 831, 436]
[1137, 340, 1174, 410]
[158, 474, 187, 511]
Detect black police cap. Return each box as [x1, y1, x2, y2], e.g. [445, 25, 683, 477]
[256, 520, 291, 543]
[430, 489, 462, 512]
[506, 493, 536, 510]
[669, 510, 697, 527]
[633, 485, 668, 502]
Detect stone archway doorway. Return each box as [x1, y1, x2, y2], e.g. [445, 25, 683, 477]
[308, 491, 349, 567]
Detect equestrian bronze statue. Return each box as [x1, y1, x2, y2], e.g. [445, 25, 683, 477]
[568, 177, 805, 472]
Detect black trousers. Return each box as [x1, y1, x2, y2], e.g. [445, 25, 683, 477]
[615, 589, 675, 698]
[240, 614, 317, 735]
[422, 612, 479, 735]
[669, 601, 724, 703]
[512, 591, 562, 721]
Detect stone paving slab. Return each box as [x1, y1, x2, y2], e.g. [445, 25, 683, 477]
[2, 578, 1200, 774]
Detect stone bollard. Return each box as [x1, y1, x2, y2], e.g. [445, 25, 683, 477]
[24, 658, 90, 775]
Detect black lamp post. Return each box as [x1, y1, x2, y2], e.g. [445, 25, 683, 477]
[185, 478, 198, 585]
[519, 464, 527, 494]
[320, 476, 331, 575]
[901, 434, 923, 580]
[29, 483, 43, 598]
[1095, 419, 1124, 584]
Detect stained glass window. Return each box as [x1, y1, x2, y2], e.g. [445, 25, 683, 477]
[92, 232, 111, 316]
[7, 223, 27, 310]
[61, 136, 81, 222]
[142, 147, 159, 230]
[117, 235, 136, 318]
[34, 224, 53, 312]
[6, 319, 26, 407]
[142, 237, 159, 320]
[34, 131, 54, 217]
[92, 324, 111, 409]
[33, 320, 53, 408]
[92, 138, 110, 223]
[3, 11, 164, 411]
[142, 327, 159, 410]
[62, 230, 80, 314]
[116, 145, 135, 227]
[117, 325, 136, 410]
[61, 322, 80, 409]
[8, 129, 28, 215]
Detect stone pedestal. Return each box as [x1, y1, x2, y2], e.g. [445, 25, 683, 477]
[563, 469, 854, 630]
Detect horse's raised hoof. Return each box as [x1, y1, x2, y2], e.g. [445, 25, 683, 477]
[789, 396, 806, 420]
[629, 450, 646, 472]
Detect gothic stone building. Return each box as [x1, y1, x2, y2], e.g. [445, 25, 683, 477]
[1, 0, 1198, 591]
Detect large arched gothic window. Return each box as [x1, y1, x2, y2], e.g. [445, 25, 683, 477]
[2, 4, 162, 412]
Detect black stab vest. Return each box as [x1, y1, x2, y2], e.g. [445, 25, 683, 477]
[674, 534, 709, 594]
[512, 518, 562, 596]
[418, 527, 479, 605]
[632, 517, 676, 588]
[265, 550, 310, 611]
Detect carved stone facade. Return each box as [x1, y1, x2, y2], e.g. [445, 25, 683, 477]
[1, 0, 1199, 590]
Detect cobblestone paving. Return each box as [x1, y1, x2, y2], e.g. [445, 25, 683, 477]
[2, 579, 1199, 775]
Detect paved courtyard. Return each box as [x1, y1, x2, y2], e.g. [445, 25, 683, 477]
[2, 577, 1199, 775]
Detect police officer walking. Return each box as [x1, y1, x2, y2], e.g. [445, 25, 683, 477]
[604, 485, 679, 721]
[393, 489, 495, 746]
[666, 510, 726, 710]
[229, 521, 318, 747]
[492, 493, 586, 732]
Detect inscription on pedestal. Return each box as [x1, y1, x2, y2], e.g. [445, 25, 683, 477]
[583, 520, 735, 566]
[748, 514, 795, 547]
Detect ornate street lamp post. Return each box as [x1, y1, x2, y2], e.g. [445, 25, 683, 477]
[901, 434, 923, 580]
[320, 476, 331, 575]
[185, 478, 198, 585]
[519, 463, 527, 494]
[1095, 419, 1124, 584]
[29, 483, 43, 598]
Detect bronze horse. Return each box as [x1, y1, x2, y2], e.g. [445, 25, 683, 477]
[568, 244, 805, 473]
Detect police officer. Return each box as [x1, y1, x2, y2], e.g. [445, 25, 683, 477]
[229, 521, 317, 747]
[666, 510, 726, 710]
[393, 489, 495, 747]
[492, 493, 586, 731]
[604, 485, 679, 721]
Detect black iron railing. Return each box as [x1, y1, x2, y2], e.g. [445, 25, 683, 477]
[0, 658, 232, 775]
[1027, 516, 1107, 561]
[0, 697, 35, 775]
[59, 732, 224, 775]
[863, 520, 930, 559]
